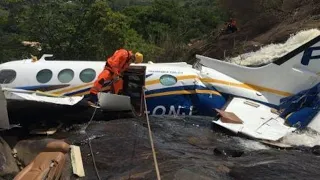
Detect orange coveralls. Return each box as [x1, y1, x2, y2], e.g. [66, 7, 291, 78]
[90, 49, 133, 95]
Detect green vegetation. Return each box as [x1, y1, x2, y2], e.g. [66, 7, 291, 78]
[0, 0, 226, 63]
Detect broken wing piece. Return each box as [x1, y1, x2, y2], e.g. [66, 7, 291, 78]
[212, 97, 296, 141]
[98, 92, 132, 111]
[215, 109, 243, 124]
[0, 87, 10, 130]
[4, 90, 83, 106]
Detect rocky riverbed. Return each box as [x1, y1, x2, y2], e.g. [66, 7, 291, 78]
[1, 112, 320, 180]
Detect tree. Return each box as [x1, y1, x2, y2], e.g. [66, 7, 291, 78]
[0, 0, 226, 63]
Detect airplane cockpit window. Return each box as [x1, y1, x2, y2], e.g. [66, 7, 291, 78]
[80, 68, 96, 83]
[159, 74, 177, 86]
[36, 69, 53, 83]
[0, 69, 16, 84]
[58, 69, 74, 83]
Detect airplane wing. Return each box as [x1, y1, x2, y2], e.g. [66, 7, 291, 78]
[0, 87, 135, 129]
[2, 88, 134, 110]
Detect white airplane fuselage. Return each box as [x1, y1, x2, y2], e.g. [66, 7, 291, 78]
[0, 58, 223, 116]
[1, 34, 320, 118]
[0, 47, 319, 117]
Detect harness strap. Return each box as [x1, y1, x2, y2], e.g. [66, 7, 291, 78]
[121, 50, 131, 70]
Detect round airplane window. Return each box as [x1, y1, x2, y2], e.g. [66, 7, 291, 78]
[80, 68, 96, 83]
[58, 69, 74, 83]
[36, 69, 53, 84]
[0, 69, 16, 84]
[159, 74, 177, 86]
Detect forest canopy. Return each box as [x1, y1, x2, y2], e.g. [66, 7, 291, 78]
[0, 0, 227, 63]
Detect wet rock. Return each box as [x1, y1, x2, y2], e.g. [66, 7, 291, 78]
[3, 116, 320, 179]
[0, 137, 19, 177]
[216, 165, 231, 173]
[311, 145, 320, 156]
[213, 147, 244, 157]
[187, 136, 211, 149]
[229, 150, 320, 180]
[173, 168, 212, 180]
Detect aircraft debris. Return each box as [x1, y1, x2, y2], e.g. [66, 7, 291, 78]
[21, 41, 42, 51]
[70, 145, 85, 177]
[0, 30, 319, 150]
[0, 87, 10, 130]
[215, 109, 243, 124]
[29, 123, 63, 135]
[13, 140, 72, 180]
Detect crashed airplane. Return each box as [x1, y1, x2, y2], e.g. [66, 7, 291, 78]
[0, 32, 320, 142]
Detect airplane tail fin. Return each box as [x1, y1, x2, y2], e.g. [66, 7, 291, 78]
[194, 29, 320, 103]
[227, 29, 320, 76]
[272, 33, 320, 77]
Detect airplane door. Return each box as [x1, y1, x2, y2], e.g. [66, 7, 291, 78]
[122, 66, 146, 116]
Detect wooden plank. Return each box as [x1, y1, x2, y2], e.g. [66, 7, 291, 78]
[70, 145, 85, 177]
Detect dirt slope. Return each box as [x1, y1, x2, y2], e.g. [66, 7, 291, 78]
[188, 0, 320, 62]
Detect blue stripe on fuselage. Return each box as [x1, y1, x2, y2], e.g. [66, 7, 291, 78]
[146, 93, 226, 116]
[16, 85, 53, 90]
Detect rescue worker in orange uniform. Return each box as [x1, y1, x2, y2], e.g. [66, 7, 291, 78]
[88, 49, 143, 105]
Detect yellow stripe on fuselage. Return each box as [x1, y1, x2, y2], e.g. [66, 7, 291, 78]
[146, 75, 292, 97]
[53, 83, 94, 94]
[70, 86, 111, 96]
[48, 74, 293, 98]
[201, 78, 293, 97]
[146, 75, 198, 86]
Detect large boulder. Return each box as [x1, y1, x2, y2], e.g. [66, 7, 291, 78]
[0, 137, 19, 178]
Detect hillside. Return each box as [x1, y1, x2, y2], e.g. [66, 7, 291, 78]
[0, 0, 225, 63]
[188, 0, 320, 64]
[1, 0, 319, 64]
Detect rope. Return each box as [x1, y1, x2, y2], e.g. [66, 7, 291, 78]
[128, 122, 139, 179]
[142, 87, 161, 180]
[87, 135, 101, 180]
[82, 106, 102, 180]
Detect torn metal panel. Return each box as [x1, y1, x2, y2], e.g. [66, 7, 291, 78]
[4, 91, 83, 105]
[212, 97, 296, 141]
[123, 65, 146, 115]
[98, 92, 132, 111]
[0, 87, 10, 130]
